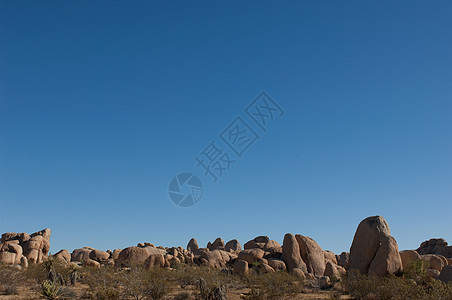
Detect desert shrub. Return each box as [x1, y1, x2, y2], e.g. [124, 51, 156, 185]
[142, 274, 171, 299]
[3, 284, 19, 295]
[174, 269, 196, 288]
[23, 262, 48, 283]
[171, 265, 227, 288]
[198, 277, 227, 300]
[120, 267, 170, 300]
[241, 287, 265, 300]
[58, 287, 77, 300]
[0, 265, 23, 285]
[22, 257, 72, 285]
[342, 270, 452, 300]
[91, 287, 121, 300]
[240, 271, 304, 300]
[41, 280, 74, 300]
[188, 266, 236, 300]
[403, 259, 428, 281]
[80, 266, 122, 290]
[174, 291, 192, 300]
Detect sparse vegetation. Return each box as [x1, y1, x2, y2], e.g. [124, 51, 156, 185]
[241, 271, 304, 300]
[1, 258, 452, 299]
[342, 269, 452, 300]
[2, 284, 18, 295]
[41, 280, 71, 300]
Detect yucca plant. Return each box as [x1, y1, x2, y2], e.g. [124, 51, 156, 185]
[41, 280, 68, 300]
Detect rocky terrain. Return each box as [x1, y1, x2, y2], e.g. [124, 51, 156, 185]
[1, 215, 452, 299]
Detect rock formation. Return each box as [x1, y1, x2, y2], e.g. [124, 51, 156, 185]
[416, 238, 452, 258]
[0, 228, 51, 265]
[348, 216, 403, 276]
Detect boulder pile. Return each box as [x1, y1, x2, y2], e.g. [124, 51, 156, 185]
[1, 215, 451, 285]
[0, 228, 51, 267]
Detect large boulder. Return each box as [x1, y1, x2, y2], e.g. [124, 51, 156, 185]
[348, 216, 402, 276]
[71, 247, 94, 262]
[281, 233, 307, 273]
[111, 249, 122, 261]
[233, 260, 249, 275]
[338, 252, 349, 269]
[244, 236, 268, 249]
[264, 240, 280, 249]
[422, 254, 446, 272]
[144, 254, 165, 270]
[54, 249, 71, 264]
[368, 235, 403, 276]
[194, 249, 234, 269]
[324, 261, 340, 277]
[187, 238, 199, 252]
[89, 249, 110, 262]
[237, 249, 265, 264]
[243, 236, 280, 253]
[0, 242, 23, 264]
[399, 250, 421, 269]
[209, 238, 225, 250]
[117, 246, 165, 266]
[259, 263, 275, 274]
[225, 239, 242, 252]
[324, 250, 338, 265]
[268, 258, 287, 271]
[438, 265, 452, 283]
[295, 235, 325, 277]
[83, 259, 101, 268]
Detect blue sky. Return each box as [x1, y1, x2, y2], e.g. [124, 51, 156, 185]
[0, 1, 451, 254]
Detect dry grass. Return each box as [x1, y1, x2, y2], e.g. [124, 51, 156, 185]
[342, 266, 452, 300]
[3, 259, 451, 300]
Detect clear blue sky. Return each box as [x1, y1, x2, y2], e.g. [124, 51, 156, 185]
[0, 1, 451, 255]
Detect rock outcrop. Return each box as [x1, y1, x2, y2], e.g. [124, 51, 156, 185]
[117, 246, 165, 267]
[416, 239, 452, 258]
[225, 239, 242, 252]
[281, 233, 307, 273]
[233, 260, 249, 275]
[208, 238, 225, 251]
[187, 238, 199, 252]
[348, 216, 403, 276]
[295, 235, 325, 277]
[0, 228, 51, 265]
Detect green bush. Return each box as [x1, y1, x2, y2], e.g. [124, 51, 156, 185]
[403, 259, 428, 281]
